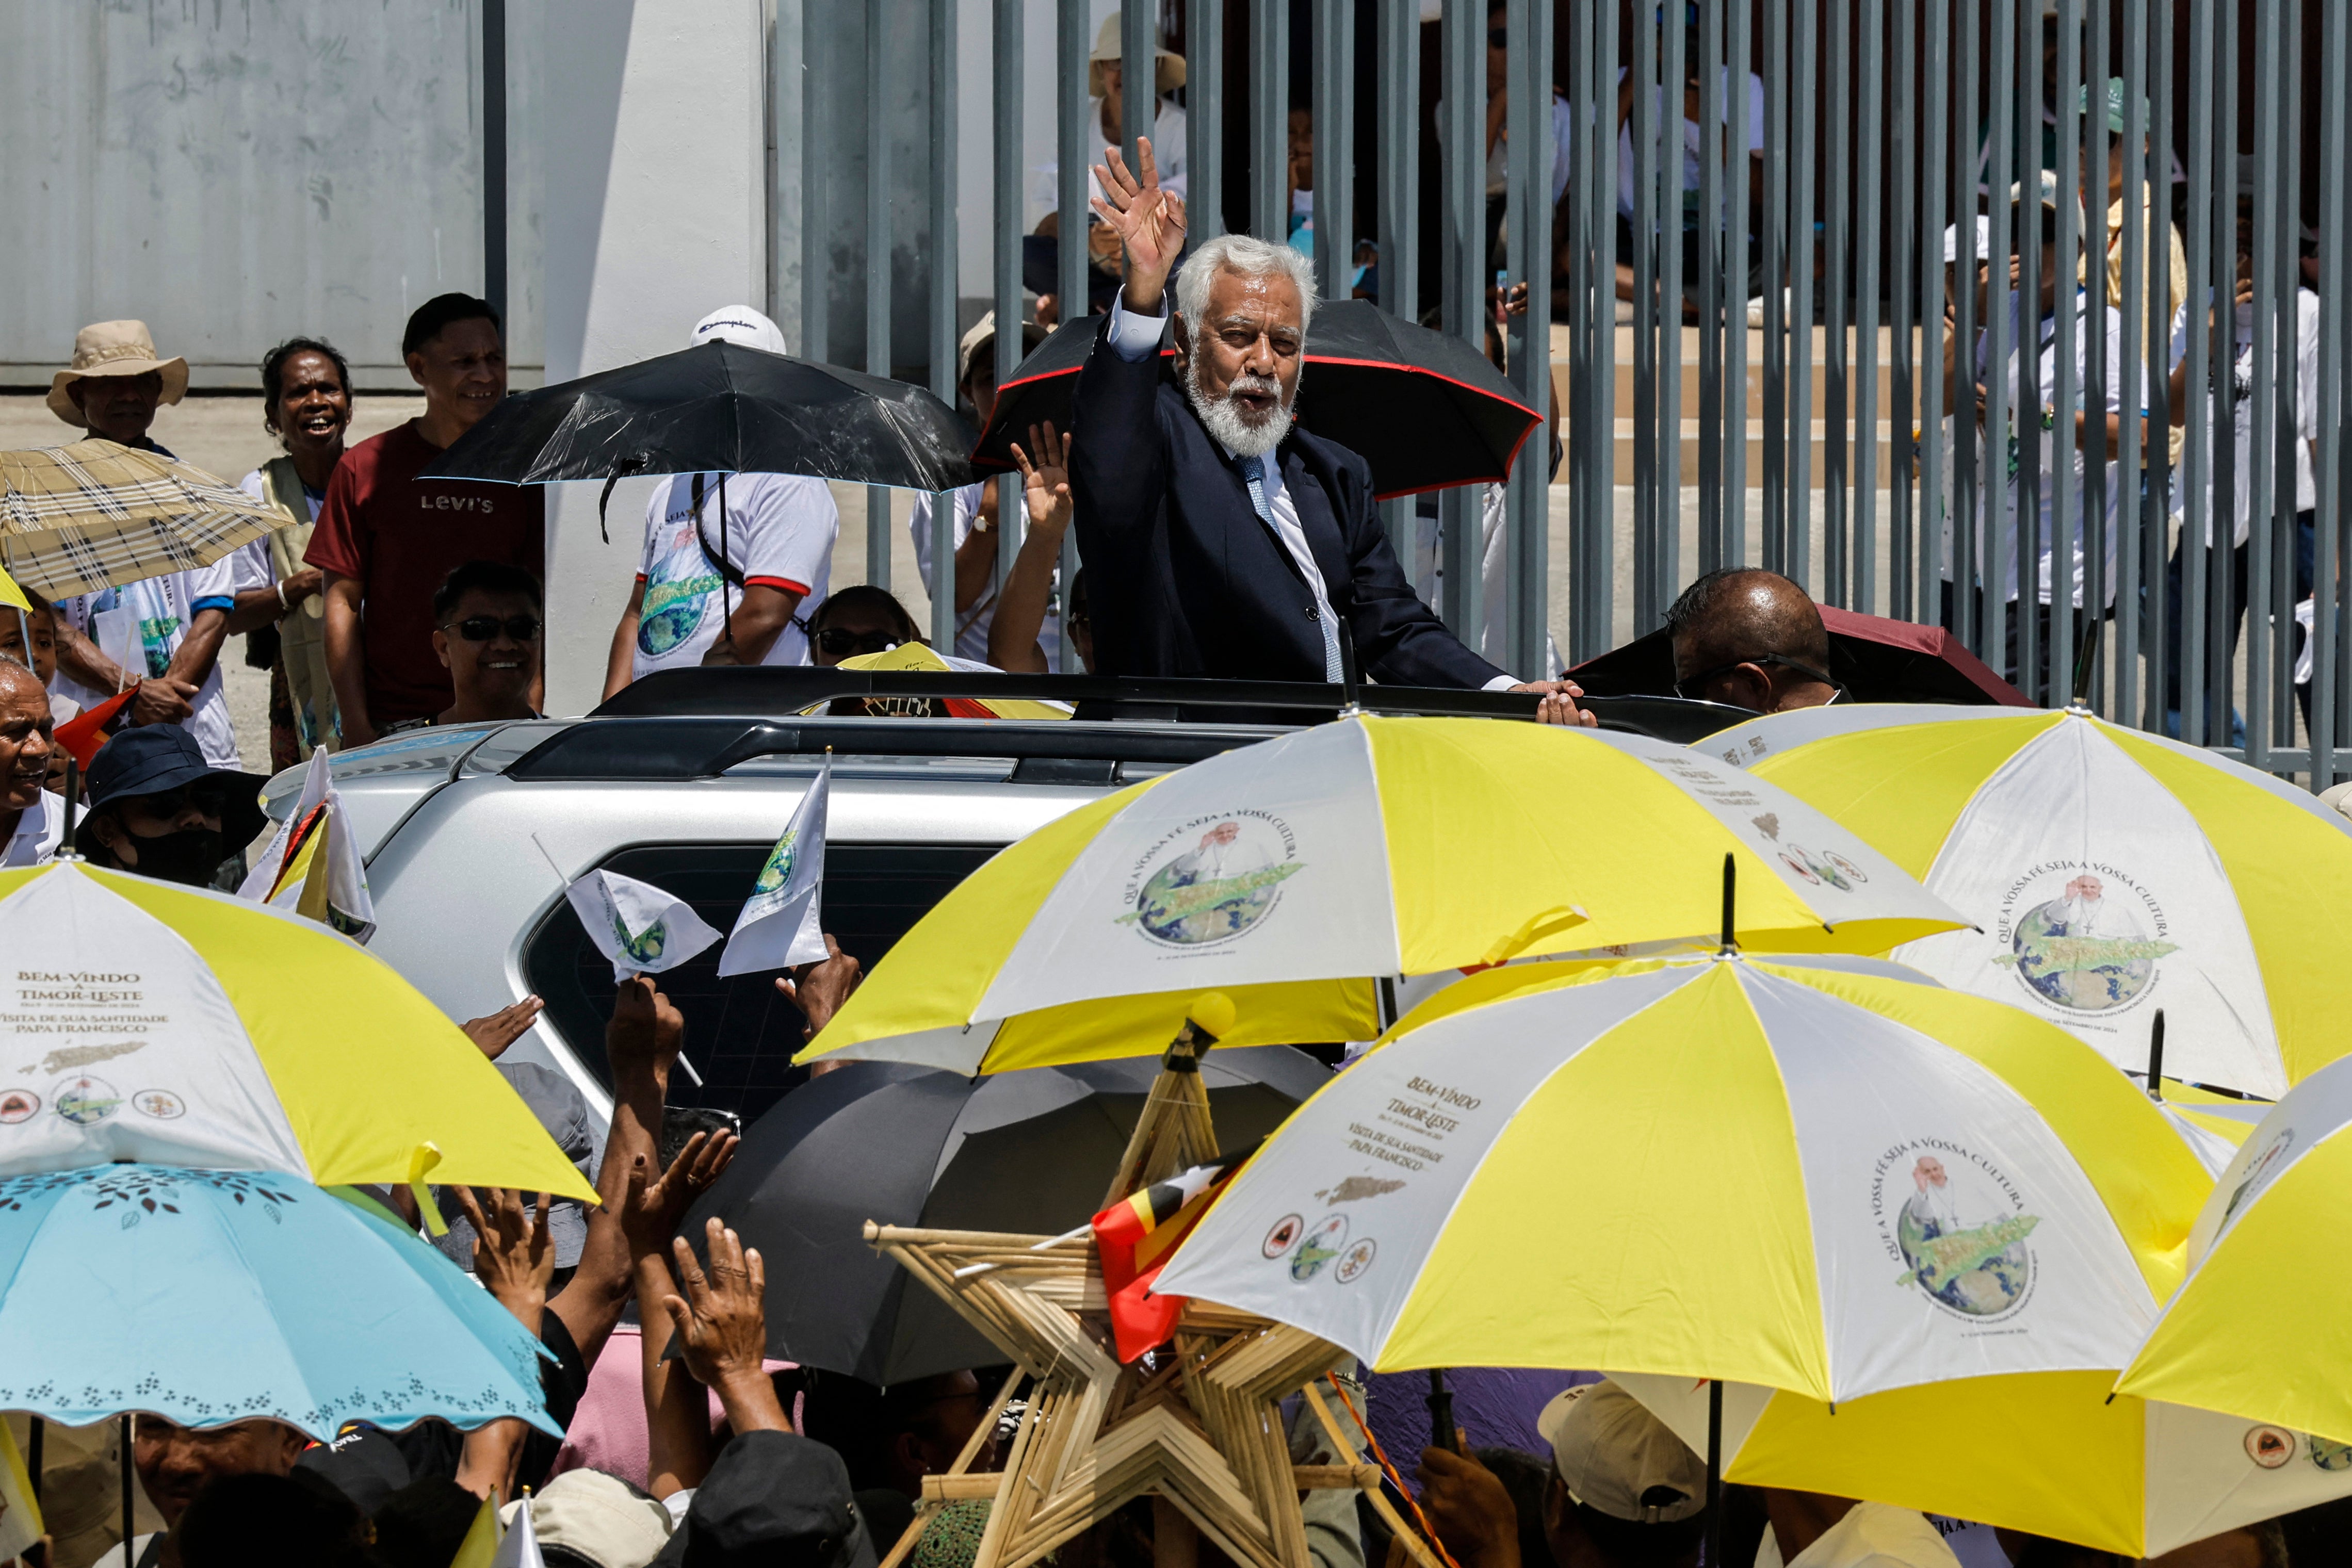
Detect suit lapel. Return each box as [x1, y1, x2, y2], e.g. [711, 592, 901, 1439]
[1280, 445, 1354, 609]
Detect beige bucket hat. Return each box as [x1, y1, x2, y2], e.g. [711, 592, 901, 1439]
[1090, 11, 1186, 98]
[48, 320, 190, 427]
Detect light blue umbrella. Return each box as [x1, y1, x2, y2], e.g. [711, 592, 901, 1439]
[0, 1165, 555, 1438]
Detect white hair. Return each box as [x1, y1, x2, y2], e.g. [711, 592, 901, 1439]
[1174, 233, 1319, 335]
[1175, 235, 1317, 458]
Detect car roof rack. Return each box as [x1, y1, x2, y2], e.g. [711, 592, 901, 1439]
[591, 667, 1749, 739]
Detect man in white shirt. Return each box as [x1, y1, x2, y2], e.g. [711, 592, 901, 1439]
[1073, 139, 1589, 721]
[51, 558, 247, 770]
[0, 660, 60, 868]
[603, 307, 838, 698]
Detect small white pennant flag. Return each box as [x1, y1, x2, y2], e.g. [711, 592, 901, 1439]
[237, 749, 377, 941]
[492, 1490, 546, 1568]
[718, 761, 832, 977]
[566, 867, 724, 983]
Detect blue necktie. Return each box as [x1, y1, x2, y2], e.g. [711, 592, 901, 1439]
[1241, 453, 1343, 683]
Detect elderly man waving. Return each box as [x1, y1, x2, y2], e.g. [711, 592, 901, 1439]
[1073, 139, 1590, 723]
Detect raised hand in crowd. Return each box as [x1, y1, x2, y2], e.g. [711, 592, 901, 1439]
[775, 933, 863, 1050]
[1090, 136, 1188, 314]
[619, 1130, 738, 1264]
[663, 1218, 789, 1435]
[451, 1185, 555, 1334]
[609, 974, 687, 1090]
[990, 422, 1076, 673]
[1414, 1439, 1522, 1568]
[460, 994, 545, 1059]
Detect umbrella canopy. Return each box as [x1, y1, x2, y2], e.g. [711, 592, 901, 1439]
[1155, 954, 2208, 1404]
[420, 339, 978, 494]
[686, 1048, 1327, 1384]
[2118, 1052, 2352, 1444]
[1572, 606, 2033, 707]
[0, 862, 594, 1199]
[1611, 1370, 2352, 1558]
[0, 440, 281, 599]
[796, 716, 1967, 1075]
[969, 301, 1544, 499]
[1708, 703, 2352, 1098]
[0, 1164, 554, 1438]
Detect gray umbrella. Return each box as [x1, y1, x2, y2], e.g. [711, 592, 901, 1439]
[686, 1048, 1328, 1385]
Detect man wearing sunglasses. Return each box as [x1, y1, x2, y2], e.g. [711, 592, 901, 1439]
[81, 725, 269, 889]
[1665, 568, 1841, 713]
[396, 561, 545, 732]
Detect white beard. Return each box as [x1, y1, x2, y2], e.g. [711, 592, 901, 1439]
[1184, 354, 1297, 459]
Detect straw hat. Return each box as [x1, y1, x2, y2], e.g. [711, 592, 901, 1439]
[48, 320, 189, 427]
[1089, 12, 1185, 98]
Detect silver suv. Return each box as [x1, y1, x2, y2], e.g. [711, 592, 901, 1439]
[263, 670, 1741, 1122]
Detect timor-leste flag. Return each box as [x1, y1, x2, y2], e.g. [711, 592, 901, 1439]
[1092, 1153, 1248, 1362]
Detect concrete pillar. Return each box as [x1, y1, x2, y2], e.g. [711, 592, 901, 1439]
[539, 0, 767, 716]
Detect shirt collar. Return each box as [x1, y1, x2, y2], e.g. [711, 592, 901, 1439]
[5, 791, 61, 864]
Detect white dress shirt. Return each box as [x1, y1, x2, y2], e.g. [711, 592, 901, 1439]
[1106, 296, 1518, 688]
[1, 789, 61, 868]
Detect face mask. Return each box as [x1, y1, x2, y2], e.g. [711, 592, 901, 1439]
[118, 826, 226, 888]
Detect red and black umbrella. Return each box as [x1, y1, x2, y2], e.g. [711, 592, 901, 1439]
[972, 299, 1544, 499]
[1569, 605, 2034, 708]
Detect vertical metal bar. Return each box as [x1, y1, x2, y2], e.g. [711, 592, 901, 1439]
[1439, 0, 1484, 637]
[2013, 0, 2042, 700]
[2317, 0, 2347, 783]
[1889, 0, 1918, 620]
[1763, 0, 1791, 571]
[866, 0, 893, 591]
[2052, 0, 2083, 708]
[1854, 0, 1885, 614]
[1313, 0, 1356, 306]
[2249, 0, 2285, 766]
[2119, 0, 2153, 724]
[1123, 0, 1154, 161]
[2085, 0, 2113, 712]
[2143, 0, 2175, 731]
[1252, 0, 1288, 241]
[1920, 0, 1950, 626]
[1789, 0, 1820, 592]
[1059, 0, 1090, 324]
[2268, 0, 2301, 749]
[1377, 0, 1419, 572]
[1727, 0, 1753, 568]
[1506, 0, 1553, 677]
[482, 0, 507, 322]
[803, 0, 833, 365]
[1952, 0, 1981, 649]
[1632, 0, 1660, 624]
[1698, 0, 1724, 573]
[928, 0, 959, 655]
[994, 0, 1027, 608]
[1189, 0, 1225, 239]
[1591, 0, 1620, 649]
[2208, 0, 2240, 746]
[1822, 0, 1853, 608]
[1985, 0, 2018, 674]
[1657, 0, 1686, 615]
[2182, 0, 2215, 741]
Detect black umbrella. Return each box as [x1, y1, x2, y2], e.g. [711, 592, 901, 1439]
[972, 299, 1543, 498]
[420, 340, 979, 499]
[1569, 603, 2034, 707]
[687, 1048, 1327, 1385]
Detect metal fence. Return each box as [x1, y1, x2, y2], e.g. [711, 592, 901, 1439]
[803, 0, 2352, 786]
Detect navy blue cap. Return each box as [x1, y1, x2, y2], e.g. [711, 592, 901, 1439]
[82, 725, 270, 847]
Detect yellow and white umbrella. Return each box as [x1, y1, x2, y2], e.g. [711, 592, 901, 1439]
[2117, 1051, 2352, 1444]
[0, 861, 594, 1200]
[1155, 954, 2207, 1404]
[1702, 704, 2352, 1098]
[1611, 1370, 2352, 1558]
[801, 716, 1966, 1073]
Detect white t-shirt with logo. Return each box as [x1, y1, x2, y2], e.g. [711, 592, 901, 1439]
[632, 472, 837, 678]
[54, 559, 249, 769]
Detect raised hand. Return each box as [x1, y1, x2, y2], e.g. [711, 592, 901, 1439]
[775, 933, 863, 1044]
[460, 995, 544, 1059]
[620, 1131, 739, 1260]
[661, 1218, 789, 1433]
[608, 975, 685, 1089]
[1089, 136, 1188, 314]
[1010, 422, 1074, 538]
[453, 1185, 555, 1331]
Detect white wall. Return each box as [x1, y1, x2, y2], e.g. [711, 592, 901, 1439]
[540, 0, 768, 717]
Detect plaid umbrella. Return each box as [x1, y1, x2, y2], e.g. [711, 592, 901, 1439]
[0, 439, 281, 599]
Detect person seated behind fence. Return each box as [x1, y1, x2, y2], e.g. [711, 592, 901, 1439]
[78, 724, 268, 889]
[1941, 174, 2168, 703]
[1075, 146, 1588, 721]
[381, 561, 545, 734]
[808, 587, 923, 668]
[910, 313, 1056, 665]
[1664, 568, 1839, 713]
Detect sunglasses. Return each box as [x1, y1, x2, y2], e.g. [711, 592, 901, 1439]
[441, 615, 542, 642]
[816, 628, 902, 658]
[1673, 654, 1842, 702]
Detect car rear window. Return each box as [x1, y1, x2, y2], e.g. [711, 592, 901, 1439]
[522, 842, 1001, 1121]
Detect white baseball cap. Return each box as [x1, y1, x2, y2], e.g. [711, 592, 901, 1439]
[690, 304, 789, 356]
[1535, 1381, 1708, 1525]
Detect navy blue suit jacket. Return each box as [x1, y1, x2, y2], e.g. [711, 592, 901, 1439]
[1067, 317, 1508, 690]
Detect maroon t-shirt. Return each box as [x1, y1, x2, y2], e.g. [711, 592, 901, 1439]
[305, 420, 544, 725]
